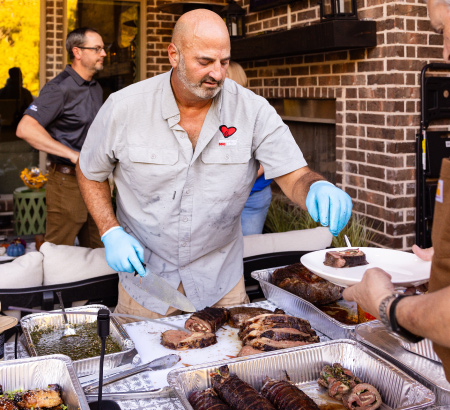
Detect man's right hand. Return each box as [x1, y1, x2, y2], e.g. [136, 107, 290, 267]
[412, 244, 434, 261]
[101, 227, 146, 276]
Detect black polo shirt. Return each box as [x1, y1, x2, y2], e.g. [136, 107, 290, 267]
[24, 65, 103, 166]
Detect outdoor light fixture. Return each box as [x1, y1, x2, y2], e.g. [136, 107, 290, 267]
[319, 0, 357, 20]
[220, 0, 246, 39]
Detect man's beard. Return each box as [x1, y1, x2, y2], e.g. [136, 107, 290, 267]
[177, 54, 223, 100]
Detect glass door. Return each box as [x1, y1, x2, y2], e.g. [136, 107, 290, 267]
[67, 0, 141, 100]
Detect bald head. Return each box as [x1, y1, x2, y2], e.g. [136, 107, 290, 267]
[172, 9, 230, 52]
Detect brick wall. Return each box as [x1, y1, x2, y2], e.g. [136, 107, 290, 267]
[237, 0, 442, 249]
[146, 0, 176, 77]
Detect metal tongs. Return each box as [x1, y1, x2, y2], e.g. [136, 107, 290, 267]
[82, 354, 180, 392]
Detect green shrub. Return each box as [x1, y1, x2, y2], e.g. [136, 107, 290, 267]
[264, 193, 376, 247]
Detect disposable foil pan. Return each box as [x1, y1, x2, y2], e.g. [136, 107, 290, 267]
[0, 354, 89, 410]
[167, 339, 435, 410]
[252, 268, 357, 339]
[356, 321, 450, 404]
[400, 338, 442, 364]
[20, 304, 135, 377]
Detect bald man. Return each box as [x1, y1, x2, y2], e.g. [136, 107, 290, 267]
[77, 9, 352, 320]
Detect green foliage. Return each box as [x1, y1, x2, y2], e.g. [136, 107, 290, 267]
[0, 0, 40, 96]
[265, 193, 376, 247]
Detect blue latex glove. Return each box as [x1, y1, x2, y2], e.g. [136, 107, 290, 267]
[101, 227, 146, 276]
[306, 181, 353, 236]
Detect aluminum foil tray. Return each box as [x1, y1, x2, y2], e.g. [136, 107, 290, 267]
[401, 338, 442, 364]
[20, 304, 135, 377]
[356, 321, 450, 404]
[168, 339, 434, 410]
[0, 354, 89, 410]
[252, 267, 358, 339]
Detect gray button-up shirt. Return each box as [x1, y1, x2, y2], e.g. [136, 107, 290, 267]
[79, 71, 306, 314]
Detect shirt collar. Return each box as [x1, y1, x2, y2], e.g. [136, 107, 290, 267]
[65, 64, 97, 86]
[162, 69, 223, 127]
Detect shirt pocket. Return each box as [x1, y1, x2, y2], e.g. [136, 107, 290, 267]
[126, 146, 179, 202]
[201, 148, 251, 203]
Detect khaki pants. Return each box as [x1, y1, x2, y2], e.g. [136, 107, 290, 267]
[45, 167, 103, 248]
[114, 276, 250, 324]
[430, 158, 450, 380]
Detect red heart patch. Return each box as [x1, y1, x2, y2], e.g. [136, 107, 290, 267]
[220, 125, 237, 138]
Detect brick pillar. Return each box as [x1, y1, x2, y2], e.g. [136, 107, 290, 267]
[45, 0, 65, 82]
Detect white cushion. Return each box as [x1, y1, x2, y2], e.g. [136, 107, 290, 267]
[243, 227, 333, 258]
[0, 251, 43, 288]
[40, 242, 115, 286]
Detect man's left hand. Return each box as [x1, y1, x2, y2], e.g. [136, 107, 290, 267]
[306, 181, 352, 236]
[343, 268, 395, 319]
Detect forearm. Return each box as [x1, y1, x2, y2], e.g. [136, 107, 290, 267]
[275, 166, 325, 210]
[17, 115, 79, 164]
[76, 163, 119, 236]
[396, 287, 450, 347]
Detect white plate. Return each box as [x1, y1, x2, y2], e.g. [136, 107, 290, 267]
[300, 247, 431, 288]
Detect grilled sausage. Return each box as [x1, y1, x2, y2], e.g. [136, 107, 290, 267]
[211, 365, 276, 410]
[188, 388, 231, 410]
[261, 377, 320, 410]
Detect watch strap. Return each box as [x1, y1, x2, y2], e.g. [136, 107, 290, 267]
[378, 294, 396, 330]
[389, 295, 424, 343]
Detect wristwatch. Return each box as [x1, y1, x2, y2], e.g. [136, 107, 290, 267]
[378, 294, 424, 343]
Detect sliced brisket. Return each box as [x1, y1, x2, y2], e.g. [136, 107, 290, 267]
[237, 345, 265, 357]
[227, 307, 273, 328]
[248, 337, 315, 351]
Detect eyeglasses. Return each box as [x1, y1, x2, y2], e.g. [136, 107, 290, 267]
[77, 46, 106, 54]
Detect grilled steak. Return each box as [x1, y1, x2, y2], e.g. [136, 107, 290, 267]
[14, 384, 63, 409]
[261, 377, 320, 410]
[161, 330, 217, 350]
[227, 307, 274, 328]
[185, 307, 229, 333]
[342, 383, 382, 410]
[211, 365, 276, 410]
[188, 388, 231, 410]
[323, 249, 368, 268]
[272, 263, 343, 305]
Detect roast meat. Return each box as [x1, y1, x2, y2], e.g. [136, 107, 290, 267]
[185, 307, 229, 333]
[272, 263, 343, 305]
[323, 249, 368, 268]
[161, 330, 217, 350]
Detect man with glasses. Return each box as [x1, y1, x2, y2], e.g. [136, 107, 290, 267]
[17, 27, 106, 247]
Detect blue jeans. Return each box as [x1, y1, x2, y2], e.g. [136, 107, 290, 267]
[241, 185, 272, 236]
